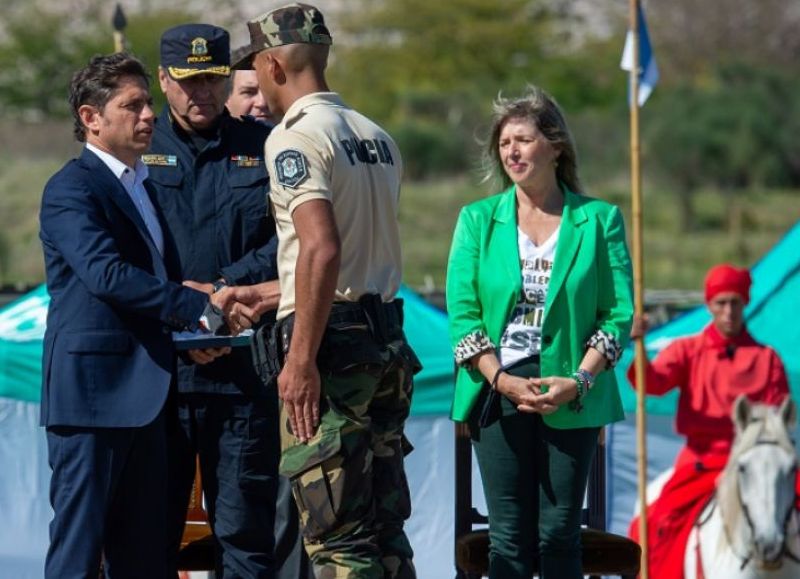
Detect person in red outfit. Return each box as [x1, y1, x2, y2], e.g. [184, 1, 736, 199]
[627, 263, 792, 579]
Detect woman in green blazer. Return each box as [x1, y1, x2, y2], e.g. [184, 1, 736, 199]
[446, 86, 633, 578]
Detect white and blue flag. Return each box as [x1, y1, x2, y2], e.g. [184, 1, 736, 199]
[620, 2, 659, 106]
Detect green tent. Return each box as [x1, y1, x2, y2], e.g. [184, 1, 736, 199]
[0, 285, 48, 402]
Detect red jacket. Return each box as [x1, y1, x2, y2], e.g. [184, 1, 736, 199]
[628, 324, 789, 453]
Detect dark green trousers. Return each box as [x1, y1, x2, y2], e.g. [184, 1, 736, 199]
[471, 367, 599, 579]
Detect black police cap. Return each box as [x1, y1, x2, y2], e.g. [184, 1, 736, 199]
[160, 23, 230, 79]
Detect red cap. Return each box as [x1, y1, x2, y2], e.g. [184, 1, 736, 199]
[704, 264, 751, 304]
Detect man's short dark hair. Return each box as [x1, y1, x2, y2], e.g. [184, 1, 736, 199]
[69, 53, 150, 142]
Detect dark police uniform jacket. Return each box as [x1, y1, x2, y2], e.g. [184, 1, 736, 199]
[146, 108, 276, 396]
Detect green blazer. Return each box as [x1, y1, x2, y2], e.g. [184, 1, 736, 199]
[446, 185, 633, 428]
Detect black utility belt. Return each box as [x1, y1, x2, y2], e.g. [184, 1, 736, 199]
[280, 296, 403, 343]
[251, 295, 404, 386]
[324, 298, 403, 330]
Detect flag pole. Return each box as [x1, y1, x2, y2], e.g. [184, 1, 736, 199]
[112, 4, 127, 53]
[628, 0, 649, 577]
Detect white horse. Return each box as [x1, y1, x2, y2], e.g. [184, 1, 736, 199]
[684, 396, 800, 579]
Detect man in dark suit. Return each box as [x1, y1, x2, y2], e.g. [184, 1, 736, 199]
[39, 53, 223, 578]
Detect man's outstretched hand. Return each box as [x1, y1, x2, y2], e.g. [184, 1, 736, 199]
[211, 282, 280, 334]
[182, 280, 280, 335]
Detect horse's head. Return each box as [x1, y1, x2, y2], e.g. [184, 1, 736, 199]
[726, 395, 798, 567]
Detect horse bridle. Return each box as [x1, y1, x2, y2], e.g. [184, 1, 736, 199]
[695, 439, 800, 573]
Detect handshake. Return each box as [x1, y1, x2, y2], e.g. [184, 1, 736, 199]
[183, 279, 281, 364]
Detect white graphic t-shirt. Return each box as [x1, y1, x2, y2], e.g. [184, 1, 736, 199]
[498, 226, 559, 366]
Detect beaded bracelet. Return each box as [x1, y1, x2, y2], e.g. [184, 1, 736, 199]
[568, 371, 589, 413]
[574, 368, 595, 390]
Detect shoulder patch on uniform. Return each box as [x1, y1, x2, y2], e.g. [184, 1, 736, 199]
[274, 149, 309, 189]
[141, 154, 177, 167]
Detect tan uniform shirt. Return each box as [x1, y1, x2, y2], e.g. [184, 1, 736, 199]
[265, 92, 404, 320]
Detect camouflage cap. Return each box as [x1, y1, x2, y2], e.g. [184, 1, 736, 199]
[230, 45, 253, 70]
[231, 3, 332, 70]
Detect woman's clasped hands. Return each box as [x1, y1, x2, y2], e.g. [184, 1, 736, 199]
[495, 373, 580, 415]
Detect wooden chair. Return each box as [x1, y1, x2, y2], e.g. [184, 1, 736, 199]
[97, 460, 214, 577]
[454, 422, 641, 578]
[176, 458, 216, 571]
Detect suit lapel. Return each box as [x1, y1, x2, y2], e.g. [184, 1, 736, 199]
[545, 188, 587, 311]
[80, 148, 168, 278]
[80, 149, 148, 229]
[491, 188, 522, 290]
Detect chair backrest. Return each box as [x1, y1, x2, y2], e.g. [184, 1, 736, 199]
[185, 457, 208, 524]
[177, 457, 215, 571]
[587, 428, 607, 530]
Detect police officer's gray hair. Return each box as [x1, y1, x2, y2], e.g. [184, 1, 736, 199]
[69, 53, 150, 143]
[482, 85, 582, 194]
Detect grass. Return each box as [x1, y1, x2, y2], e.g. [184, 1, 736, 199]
[2, 119, 799, 293]
[398, 176, 479, 290]
[631, 188, 800, 289]
[0, 158, 65, 284]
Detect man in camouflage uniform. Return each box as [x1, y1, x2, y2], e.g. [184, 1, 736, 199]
[226, 4, 421, 578]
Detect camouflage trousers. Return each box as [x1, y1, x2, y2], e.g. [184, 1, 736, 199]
[279, 328, 419, 579]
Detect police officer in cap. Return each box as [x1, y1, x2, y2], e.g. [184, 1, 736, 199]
[148, 23, 286, 578]
[220, 4, 422, 577]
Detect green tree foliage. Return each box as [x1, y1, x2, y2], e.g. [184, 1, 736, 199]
[645, 62, 800, 232]
[328, 0, 625, 178]
[331, 0, 551, 118]
[0, 9, 107, 117]
[0, 6, 199, 118]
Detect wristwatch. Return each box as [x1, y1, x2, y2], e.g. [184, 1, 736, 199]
[198, 302, 225, 334]
[212, 279, 228, 293]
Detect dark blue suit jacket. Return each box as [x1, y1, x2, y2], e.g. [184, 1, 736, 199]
[39, 147, 209, 428]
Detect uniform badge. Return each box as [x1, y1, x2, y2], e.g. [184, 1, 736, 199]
[274, 149, 309, 189]
[141, 154, 178, 167]
[191, 37, 208, 56]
